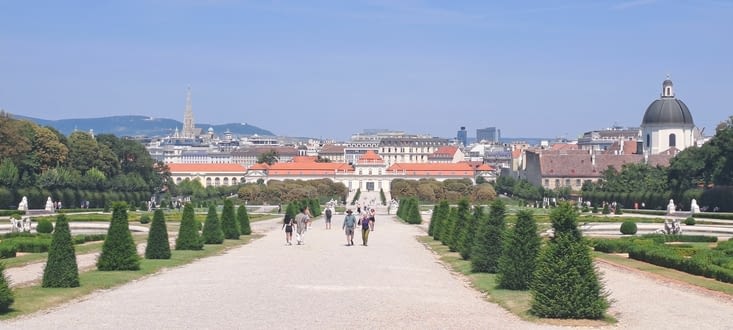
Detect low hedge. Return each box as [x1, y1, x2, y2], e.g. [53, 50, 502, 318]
[640, 234, 718, 243]
[629, 244, 733, 284]
[0, 243, 17, 258]
[692, 212, 733, 220]
[622, 209, 667, 216]
[9, 237, 52, 253]
[72, 234, 107, 245]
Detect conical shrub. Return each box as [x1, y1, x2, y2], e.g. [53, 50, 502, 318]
[0, 263, 15, 312]
[440, 207, 456, 247]
[452, 199, 471, 255]
[530, 202, 610, 319]
[498, 210, 540, 290]
[97, 202, 140, 271]
[428, 204, 439, 236]
[458, 204, 483, 260]
[471, 199, 506, 273]
[432, 201, 449, 241]
[238, 205, 252, 235]
[202, 205, 224, 244]
[145, 209, 171, 259]
[176, 203, 203, 250]
[42, 214, 80, 287]
[221, 200, 240, 239]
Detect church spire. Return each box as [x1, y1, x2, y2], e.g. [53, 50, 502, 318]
[183, 86, 195, 138]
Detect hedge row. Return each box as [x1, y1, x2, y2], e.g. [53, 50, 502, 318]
[592, 234, 719, 254]
[628, 244, 733, 284]
[0, 243, 17, 258]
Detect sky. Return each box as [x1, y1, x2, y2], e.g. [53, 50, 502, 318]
[1, 0, 732, 141]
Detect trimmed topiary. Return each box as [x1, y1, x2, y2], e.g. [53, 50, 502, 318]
[431, 201, 449, 241]
[440, 207, 457, 247]
[454, 199, 474, 259]
[620, 221, 638, 235]
[498, 210, 541, 290]
[238, 205, 252, 235]
[427, 204, 439, 237]
[36, 219, 54, 234]
[472, 199, 506, 273]
[614, 207, 623, 215]
[602, 204, 610, 215]
[139, 213, 151, 224]
[175, 203, 203, 250]
[530, 202, 609, 319]
[221, 200, 240, 239]
[42, 214, 80, 287]
[202, 205, 224, 244]
[592, 205, 599, 214]
[0, 263, 14, 313]
[145, 209, 171, 259]
[685, 216, 696, 226]
[97, 202, 140, 271]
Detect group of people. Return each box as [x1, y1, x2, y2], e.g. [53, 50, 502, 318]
[281, 206, 376, 247]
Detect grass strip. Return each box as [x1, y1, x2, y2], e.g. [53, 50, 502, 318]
[0, 235, 259, 320]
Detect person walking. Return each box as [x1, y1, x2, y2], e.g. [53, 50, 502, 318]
[294, 206, 310, 245]
[324, 207, 333, 229]
[360, 210, 375, 246]
[282, 213, 294, 245]
[342, 209, 357, 246]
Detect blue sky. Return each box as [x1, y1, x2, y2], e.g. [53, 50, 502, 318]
[1, 0, 731, 140]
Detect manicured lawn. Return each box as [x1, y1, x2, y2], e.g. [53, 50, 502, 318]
[0, 235, 259, 320]
[418, 236, 615, 327]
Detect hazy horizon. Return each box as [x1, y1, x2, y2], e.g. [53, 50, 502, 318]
[2, 1, 731, 141]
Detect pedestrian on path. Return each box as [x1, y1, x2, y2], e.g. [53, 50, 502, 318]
[294, 206, 310, 245]
[324, 207, 333, 229]
[342, 209, 357, 246]
[360, 210, 375, 246]
[282, 213, 294, 245]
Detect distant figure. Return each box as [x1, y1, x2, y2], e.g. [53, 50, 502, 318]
[342, 209, 357, 246]
[282, 213, 294, 246]
[360, 209, 375, 246]
[324, 207, 333, 229]
[294, 207, 310, 245]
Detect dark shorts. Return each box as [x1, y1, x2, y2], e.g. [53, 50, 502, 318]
[325, 216, 332, 223]
[285, 226, 292, 233]
[345, 227, 354, 235]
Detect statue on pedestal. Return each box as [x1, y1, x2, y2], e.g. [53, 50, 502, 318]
[45, 197, 55, 213]
[690, 198, 700, 214]
[666, 199, 676, 215]
[17, 196, 29, 213]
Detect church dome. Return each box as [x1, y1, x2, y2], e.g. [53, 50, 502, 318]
[641, 78, 694, 126]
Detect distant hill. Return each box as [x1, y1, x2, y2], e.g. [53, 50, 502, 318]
[10, 114, 276, 137]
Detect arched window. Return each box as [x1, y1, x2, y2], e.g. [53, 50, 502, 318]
[669, 133, 676, 147]
[223, 177, 229, 185]
[214, 177, 221, 186]
[205, 178, 212, 186]
[646, 134, 650, 147]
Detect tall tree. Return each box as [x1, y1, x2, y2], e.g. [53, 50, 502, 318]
[67, 131, 100, 175]
[256, 149, 279, 165]
[42, 214, 80, 287]
[31, 125, 69, 172]
[471, 199, 506, 273]
[497, 210, 540, 290]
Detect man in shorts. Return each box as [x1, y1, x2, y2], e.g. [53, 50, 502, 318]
[324, 207, 333, 229]
[342, 209, 357, 246]
[294, 206, 310, 245]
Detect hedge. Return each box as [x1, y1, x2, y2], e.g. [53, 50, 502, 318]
[0, 243, 17, 259]
[628, 244, 733, 284]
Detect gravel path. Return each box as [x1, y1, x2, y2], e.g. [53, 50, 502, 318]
[3, 211, 733, 329]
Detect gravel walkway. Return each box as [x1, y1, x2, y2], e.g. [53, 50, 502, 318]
[3, 211, 733, 329]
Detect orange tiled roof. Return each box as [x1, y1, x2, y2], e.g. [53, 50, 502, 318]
[292, 156, 317, 163]
[267, 162, 354, 175]
[434, 146, 458, 155]
[358, 150, 383, 162]
[168, 163, 246, 173]
[386, 163, 475, 176]
[476, 164, 494, 171]
[249, 163, 269, 170]
[512, 149, 523, 159]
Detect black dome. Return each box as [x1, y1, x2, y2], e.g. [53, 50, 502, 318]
[641, 98, 694, 126]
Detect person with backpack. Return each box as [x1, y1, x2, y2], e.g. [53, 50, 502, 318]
[324, 207, 333, 229]
[342, 209, 357, 246]
[359, 209, 375, 246]
[282, 213, 294, 245]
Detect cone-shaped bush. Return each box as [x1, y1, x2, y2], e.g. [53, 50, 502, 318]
[237, 205, 252, 235]
[498, 210, 540, 290]
[0, 263, 13, 313]
[428, 204, 439, 236]
[452, 199, 471, 255]
[202, 205, 224, 244]
[432, 201, 449, 241]
[145, 209, 171, 259]
[440, 207, 457, 247]
[42, 214, 80, 287]
[221, 200, 240, 239]
[407, 198, 422, 224]
[176, 203, 203, 250]
[530, 233, 609, 319]
[471, 199, 506, 273]
[530, 202, 609, 319]
[97, 202, 140, 271]
[458, 204, 483, 260]
[308, 198, 321, 217]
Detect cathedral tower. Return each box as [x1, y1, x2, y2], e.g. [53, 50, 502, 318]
[182, 86, 195, 138]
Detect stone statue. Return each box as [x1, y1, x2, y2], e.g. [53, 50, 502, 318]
[690, 198, 700, 214]
[17, 196, 29, 213]
[45, 196, 55, 213]
[656, 218, 683, 235]
[666, 199, 676, 215]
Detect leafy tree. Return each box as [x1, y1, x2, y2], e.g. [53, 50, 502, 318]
[0, 115, 32, 172]
[175, 203, 203, 250]
[31, 125, 69, 172]
[238, 205, 252, 235]
[530, 202, 609, 319]
[202, 205, 224, 244]
[42, 214, 80, 287]
[97, 202, 140, 271]
[472, 199, 506, 273]
[221, 199, 240, 239]
[0, 159, 19, 188]
[257, 149, 279, 165]
[498, 210, 540, 290]
[145, 209, 171, 259]
[0, 262, 13, 313]
[67, 131, 100, 175]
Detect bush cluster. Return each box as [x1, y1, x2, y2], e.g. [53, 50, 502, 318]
[0, 244, 17, 259]
[139, 213, 151, 224]
[0, 263, 14, 313]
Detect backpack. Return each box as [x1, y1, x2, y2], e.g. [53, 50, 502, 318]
[325, 209, 332, 217]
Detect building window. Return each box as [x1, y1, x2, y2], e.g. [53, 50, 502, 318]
[669, 133, 676, 147]
[565, 179, 570, 186]
[646, 134, 650, 147]
[544, 179, 549, 186]
[555, 179, 560, 187]
[576, 179, 581, 186]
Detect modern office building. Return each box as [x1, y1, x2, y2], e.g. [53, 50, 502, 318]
[456, 126, 468, 147]
[476, 127, 500, 143]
